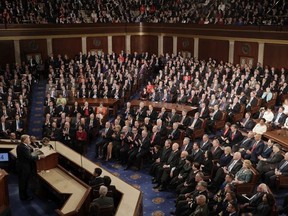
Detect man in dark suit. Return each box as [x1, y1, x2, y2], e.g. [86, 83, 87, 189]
[210, 139, 224, 160]
[16, 134, 45, 201]
[61, 122, 75, 146]
[156, 119, 167, 138]
[199, 134, 212, 151]
[206, 105, 222, 133]
[96, 122, 113, 159]
[150, 139, 172, 179]
[226, 124, 243, 147]
[135, 101, 147, 122]
[212, 152, 243, 188]
[246, 91, 258, 112]
[271, 106, 287, 128]
[233, 131, 254, 153]
[228, 97, 241, 122]
[180, 137, 193, 154]
[119, 126, 132, 164]
[264, 152, 288, 188]
[191, 142, 204, 164]
[153, 143, 180, 189]
[198, 102, 209, 119]
[177, 110, 191, 130]
[238, 183, 269, 212]
[168, 122, 181, 140]
[125, 130, 150, 170]
[185, 112, 202, 137]
[90, 186, 114, 214]
[89, 168, 104, 189]
[146, 105, 158, 122]
[0, 115, 11, 138]
[243, 134, 264, 164]
[167, 108, 180, 126]
[150, 125, 162, 147]
[240, 112, 256, 131]
[257, 144, 284, 174]
[56, 101, 70, 117]
[11, 114, 25, 138]
[157, 107, 168, 123]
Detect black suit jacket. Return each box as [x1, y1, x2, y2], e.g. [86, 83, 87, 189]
[11, 119, 24, 132]
[16, 143, 39, 174]
[189, 118, 202, 130]
[200, 141, 212, 151]
[228, 160, 243, 175]
[211, 110, 222, 121]
[150, 132, 162, 147]
[179, 116, 191, 127]
[198, 107, 210, 119]
[168, 128, 181, 140]
[211, 147, 224, 160]
[166, 150, 180, 168]
[191, 149, 204, 164]
[229, 130, 244, 146]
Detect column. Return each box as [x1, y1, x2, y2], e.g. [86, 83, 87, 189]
[125, 35, 131, 54]
[14, 40, 21, 64]
[229, 40, 235, 63]
[173, 36, 177, 55]
[194, 37, 199, 59]
[108, 36, 113, 54]
[81, 37, 87, 54]
[47, 38, 52, 55]
[258, 42, 264, 65]
[158, 34, 163, 56]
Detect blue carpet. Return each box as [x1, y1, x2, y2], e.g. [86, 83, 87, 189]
[85, 140, 176, 216]
[7, 173, 57, 216]
[28, 80, 46, 139]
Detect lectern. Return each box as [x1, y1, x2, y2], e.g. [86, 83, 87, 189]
[0, 169, 9, 216]
[36, 146, 58, 171]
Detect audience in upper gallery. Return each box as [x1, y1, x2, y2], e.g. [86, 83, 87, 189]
[0, 0, 287, 25]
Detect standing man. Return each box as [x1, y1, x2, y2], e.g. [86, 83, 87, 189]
[16, 134, 45, 201]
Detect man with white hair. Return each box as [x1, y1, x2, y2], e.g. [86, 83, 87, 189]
[90, 185, 114, 212]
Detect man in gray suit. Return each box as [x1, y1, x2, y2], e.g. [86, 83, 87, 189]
[90, 186, 114, 215]
[257, 144, 284, 174]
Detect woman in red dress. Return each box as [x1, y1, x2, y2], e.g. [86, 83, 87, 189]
[76, 125, 88, 154]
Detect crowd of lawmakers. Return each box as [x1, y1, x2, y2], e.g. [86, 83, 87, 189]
[0, 0, 287, 25]
[3, 50, 288, 215]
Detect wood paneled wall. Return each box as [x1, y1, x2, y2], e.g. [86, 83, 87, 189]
[0, 40, 14, 65]
[52, 38, 81, 58]
[234, 41, 258, 66]
[19, 39, 47, 62]
[199, 39, 229, 62]
[163, 36, 173, 54]
[264, 43, 288, 69]
[177, 37, 194, 55]
[87, 36, 108, 54]
[131, 35, 158, 54]
[112, 36, 125, 54]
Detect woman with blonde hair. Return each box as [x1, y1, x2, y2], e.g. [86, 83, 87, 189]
[232, 160, 253, 185]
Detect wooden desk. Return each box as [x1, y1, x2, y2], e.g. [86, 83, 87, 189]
[38, 166, 90, 215]
[0, 140, 143, 216]
[0, 169, 9, 215]
[68, 98, 119, 117]
[264, 130, 288, 150]
[51, 141, 142, 216]
[130, 100, 197, 116]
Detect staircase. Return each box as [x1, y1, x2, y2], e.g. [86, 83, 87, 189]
[27, 80, 46, 139]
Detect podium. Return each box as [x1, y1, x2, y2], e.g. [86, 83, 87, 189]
[36, 146, 58, 171]
[0, 169, 9, 216]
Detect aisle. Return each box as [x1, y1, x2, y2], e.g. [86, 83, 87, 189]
[27, 80, 46, 139]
